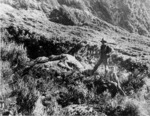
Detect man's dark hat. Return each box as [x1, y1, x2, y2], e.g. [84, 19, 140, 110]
[101, 38, 107, 43]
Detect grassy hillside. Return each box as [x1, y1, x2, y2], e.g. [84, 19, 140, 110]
[1, 0, 150, 36]
[0, 1, 150, 116]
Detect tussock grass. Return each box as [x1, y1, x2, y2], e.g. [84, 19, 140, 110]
[0, 29, 30, 111]
[1, 61, 13, 81]
[1, 41, 29, 69]
[0, 0, 61, 13]
[0, 0, 43, 10]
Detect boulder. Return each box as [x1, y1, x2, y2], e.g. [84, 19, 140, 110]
[49, 54, 85, 71]
[34, 56, 49, 63]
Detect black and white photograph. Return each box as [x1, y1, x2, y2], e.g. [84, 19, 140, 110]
[0, 0, 150, 116]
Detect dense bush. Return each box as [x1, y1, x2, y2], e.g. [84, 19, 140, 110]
[1, 30, 35, 114]
[16, 90, 38, 114]
[5, 26, 79, 59]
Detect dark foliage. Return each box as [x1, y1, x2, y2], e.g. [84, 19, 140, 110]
[16, 91, 37, 114]
[5, 26, 79, 59]
[49, 8, 75, 25]
[122, 72, 146, 95]
[111, 54, 148, 73]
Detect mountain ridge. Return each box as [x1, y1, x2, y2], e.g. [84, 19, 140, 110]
[1, 0, 150, 36]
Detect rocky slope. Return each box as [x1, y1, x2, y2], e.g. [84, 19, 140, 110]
[0, 0, 150, 116]
[1, 0, 150, 36]
[55, 0, 150, 36]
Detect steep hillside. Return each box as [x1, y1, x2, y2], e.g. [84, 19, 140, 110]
[1, 1, 150, 116]
[57, 0, 150, 36]
[1, 0, 150, 36]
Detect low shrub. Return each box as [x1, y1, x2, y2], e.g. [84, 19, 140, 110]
[1, 41, 29, 70]
[16, 90, 38, 114]
[121, 101, 140, 116]
[1, 61, 13, 81]
[57, 84, 86, 107]
[121, 70, 146, 95]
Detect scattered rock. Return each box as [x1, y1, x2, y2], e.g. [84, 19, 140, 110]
[36, 54, 86, 72]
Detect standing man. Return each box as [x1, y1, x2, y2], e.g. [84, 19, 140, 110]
[91, 38, 112, 75]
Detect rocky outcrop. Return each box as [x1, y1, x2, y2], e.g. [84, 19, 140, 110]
[33, 54, 86, 73]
